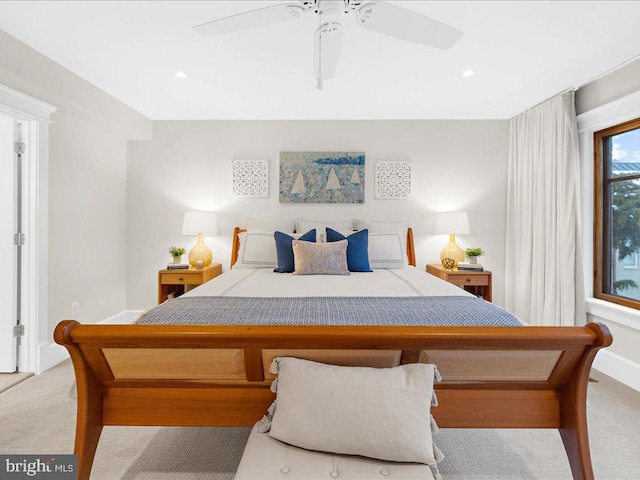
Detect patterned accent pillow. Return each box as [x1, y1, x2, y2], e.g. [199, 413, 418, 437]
[292, 239, 350, 275]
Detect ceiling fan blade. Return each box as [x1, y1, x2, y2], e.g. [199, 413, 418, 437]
[314, 22, 344, 89]
[355, 2, 463, 49]
[193, 3, 307, 36]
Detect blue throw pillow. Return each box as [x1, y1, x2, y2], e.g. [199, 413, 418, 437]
[326, 228, 372, 272]
[274, 230, 316, 273]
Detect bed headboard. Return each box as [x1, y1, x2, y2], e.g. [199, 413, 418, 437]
[231, 227, 417, 268]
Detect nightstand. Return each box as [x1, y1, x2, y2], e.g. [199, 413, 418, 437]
[426, 264, 492, 302]
[158, 264, 222, 304]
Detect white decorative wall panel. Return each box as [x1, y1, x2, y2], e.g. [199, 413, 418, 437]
[232, 160, 269, 197]
[375, 161, 412, 199]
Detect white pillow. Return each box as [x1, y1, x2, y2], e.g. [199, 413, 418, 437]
[246, 217, 294, 233]
[368, 232, 406, 269]
[297, 218, 353, 242]
[233, 232, 277, 269]
[356, 219, 409, 265]
[262, 358, 443, 468]
[354, 219, 409, 234]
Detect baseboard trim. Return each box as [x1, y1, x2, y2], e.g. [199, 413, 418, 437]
[36, 342, 69, 374]
[592, 349, 640, 392]
[100, 310, 144, 325]
[36, 310, 144, 373]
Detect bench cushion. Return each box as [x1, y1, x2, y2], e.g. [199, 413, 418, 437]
[235, 423, 435, 480]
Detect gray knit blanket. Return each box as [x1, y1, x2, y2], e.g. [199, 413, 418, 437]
[136, 296, 522, 327]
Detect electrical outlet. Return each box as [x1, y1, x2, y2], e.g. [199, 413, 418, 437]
[71, 301, 80, 318]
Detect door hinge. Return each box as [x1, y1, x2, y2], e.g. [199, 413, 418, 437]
[14, 233, 25, 246]
[14, 142, 25, 155]
[13, 324, 24, 337]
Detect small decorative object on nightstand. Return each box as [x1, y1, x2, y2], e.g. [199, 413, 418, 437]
[158, 264, 222, 304]
[441, 258, 455, 270]
[426, 264, 492, 302]
[464, 247, 484, 265]
[168, 245, 186, 265]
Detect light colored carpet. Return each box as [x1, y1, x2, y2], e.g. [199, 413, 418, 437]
[0, 371, 32, 394]
[0, 361, 638, 480]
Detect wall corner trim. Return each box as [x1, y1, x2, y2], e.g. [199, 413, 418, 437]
[0, 83, 57, 121]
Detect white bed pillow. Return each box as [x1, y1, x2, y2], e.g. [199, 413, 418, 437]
[246, 217, 294, 233]
[354, 219, 409, 234]
[297, 218, 353, 242]
[368, 232, 406, 269]
[263, 358, 442, 467]
[233, 232, 278, 269]
[356, 219, 409, 266]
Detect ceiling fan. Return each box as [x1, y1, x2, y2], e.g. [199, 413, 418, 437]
[193, 0, 463, 89]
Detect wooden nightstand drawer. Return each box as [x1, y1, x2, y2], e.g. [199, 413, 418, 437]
[426, 264, 493, 302]
[161, 272, 203, 285]
[448, 275, 490, 287]
[158, 264, 222, 304]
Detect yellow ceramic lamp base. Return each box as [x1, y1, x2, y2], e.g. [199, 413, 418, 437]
[188, 233, 213, 267]
[440, 234, 465, 266]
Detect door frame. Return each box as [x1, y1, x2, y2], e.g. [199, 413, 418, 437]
[0, 83, 56, 373]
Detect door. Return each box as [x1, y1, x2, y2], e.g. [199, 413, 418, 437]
[0, 114, 17, 372]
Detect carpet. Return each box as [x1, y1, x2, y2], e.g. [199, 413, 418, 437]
[0, 371, 32, 394]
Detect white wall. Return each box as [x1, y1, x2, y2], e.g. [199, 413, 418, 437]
[127, 120, 509, 310]
[0, 28, 152, 360]
[47, 111, 129, 337]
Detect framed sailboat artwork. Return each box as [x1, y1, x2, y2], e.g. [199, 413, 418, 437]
[279, 152, 365, 204]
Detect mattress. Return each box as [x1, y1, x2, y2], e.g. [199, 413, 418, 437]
[182, 266, 476, 298]
[136, 267, 522, 327]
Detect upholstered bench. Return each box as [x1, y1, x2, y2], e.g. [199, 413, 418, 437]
[235, 423, 435, 480]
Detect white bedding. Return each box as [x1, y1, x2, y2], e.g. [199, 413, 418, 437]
[182, 266, 473, 298]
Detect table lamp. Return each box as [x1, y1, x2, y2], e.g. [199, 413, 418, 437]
[182, 211, 219, 267]
[433, 212, 470, 266]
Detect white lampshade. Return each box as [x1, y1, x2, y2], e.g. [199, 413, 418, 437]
[433, 212, 470, 235]
[182, 211, 219, 235]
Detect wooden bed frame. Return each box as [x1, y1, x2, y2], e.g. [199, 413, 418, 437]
[231, 227, 417, 267]
[54, 227, 612, 480]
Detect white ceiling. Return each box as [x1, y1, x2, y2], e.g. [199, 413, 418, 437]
[0, 1, 639, 120]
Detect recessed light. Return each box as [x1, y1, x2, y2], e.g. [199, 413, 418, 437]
[461, 70, 475, 78]
[174, 71, 188, 79]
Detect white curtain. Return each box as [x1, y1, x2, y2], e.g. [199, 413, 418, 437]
[505, 91, 586, 326]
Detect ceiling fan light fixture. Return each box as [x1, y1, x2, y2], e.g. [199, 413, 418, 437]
[355, 3, 376, 25]
[317, 0, 348, 21]
[193, 0, 463, 88]
[461, 69, 475, 78]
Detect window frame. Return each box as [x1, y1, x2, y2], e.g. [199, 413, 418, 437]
[594, 116, 640, 309]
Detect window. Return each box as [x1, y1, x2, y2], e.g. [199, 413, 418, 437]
[595, 117, 640, 308]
